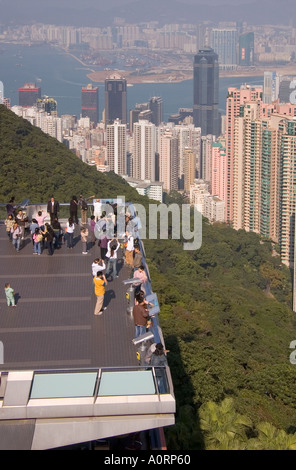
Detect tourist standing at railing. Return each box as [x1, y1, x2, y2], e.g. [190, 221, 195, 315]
[11, 222, 22, 252]
[105, 238, 120, 280]
[132, 297, 149, 338]
[132, 265, 147, 295]
[47, 196, 59, 225]
[90, 215, 96, 245]
[125, 231, 134, 267]
[133, 246, 143, 272]
[42, 223, 54, 256]
[93, 198, 102, 222]
[15, 209, 28, 240]
[69, 196, 79, 224]
[32, 228, 43, 255]
[6, 197, 16, 217]
[150, 343, 168, 394]
[66, 218, 75, 249]
[99, 234, 109, 260]
[52, 217, 62, 249]
[81, 226, 89, 255]
[93, 271, 107, 316]
[29, 218, 39, 247]
[78, 194, 94, 225]
[5, 214, 14, 242]
[35, 210, 47, 231]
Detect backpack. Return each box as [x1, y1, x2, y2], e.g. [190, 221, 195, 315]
[81, 200, 88, 210]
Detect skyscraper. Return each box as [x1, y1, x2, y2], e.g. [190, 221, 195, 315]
[263, 72, 280, 104]
[238, 32, 254, 67]
[105, 74, 127, 126]
[225, 85, 263, 224]
[19, 83, 41, 108]
[149, 97, 163, 126]
[158, 129, 179, 193]
[81, 84, 99, 124]
[211, 28, 237, 71]
[193, 47, 220, 137]
[133, 120, 156, 181]
[106, 119, 127, 175]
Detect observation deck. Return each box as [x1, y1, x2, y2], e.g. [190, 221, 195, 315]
[0, 201, 175, 450]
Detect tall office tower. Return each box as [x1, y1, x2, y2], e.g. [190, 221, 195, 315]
[193, 47, 220, 137]
[133, 120, 156, 181]
[81, 84, 99, 124]
[149, 97, 163, 126]
[263, 72, 280, 104]
[19, 83, 41, 108]
[225, 85, 263, 223]
[183, 148, 196, 193]
[238, 32, 254, 66]
[211, 141, 226, 202]
[105, 74, 127, 126]
[211, 28, 237, 71]
[158, 129, 179, 193]
[106, 119, 127, 175]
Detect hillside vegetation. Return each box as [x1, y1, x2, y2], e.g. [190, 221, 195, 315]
[1, 105, 296, 449]
[145, 221, 296, 449]
[0, 105, 146, 204]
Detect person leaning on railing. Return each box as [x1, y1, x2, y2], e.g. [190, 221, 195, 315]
[150, 343, 169, 394]
[132, 296, 150, 339]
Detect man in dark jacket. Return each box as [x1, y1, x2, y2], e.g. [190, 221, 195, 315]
[47, 196, 59, 224]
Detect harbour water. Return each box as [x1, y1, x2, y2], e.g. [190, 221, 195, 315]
[0, 43, 264, 121]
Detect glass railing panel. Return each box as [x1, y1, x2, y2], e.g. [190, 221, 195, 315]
[97, 370, 156, 396]
[30, 371, 98, 399]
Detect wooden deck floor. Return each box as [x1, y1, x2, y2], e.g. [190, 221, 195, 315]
[0, 224, 139, 371]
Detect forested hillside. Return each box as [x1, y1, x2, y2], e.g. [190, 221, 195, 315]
[1, 105, 296, 449]
[0, 105, 146, 204]
[145, 223, 296, 449]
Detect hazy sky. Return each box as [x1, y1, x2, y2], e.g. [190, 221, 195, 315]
[0, 0, 293, 27]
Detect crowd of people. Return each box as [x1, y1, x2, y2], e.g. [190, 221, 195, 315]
[3, 195, 169, 389]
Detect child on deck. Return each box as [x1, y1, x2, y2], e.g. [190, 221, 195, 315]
[4, 283, 16, 307]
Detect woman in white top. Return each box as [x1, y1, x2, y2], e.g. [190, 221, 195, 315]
[105, 238, 120, 280]
[125, 231, 134, 267]
[66, 217, 75, 249]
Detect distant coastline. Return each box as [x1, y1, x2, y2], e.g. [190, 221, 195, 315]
[86, 64, 296, 85]
[59, 47, 296, 84]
